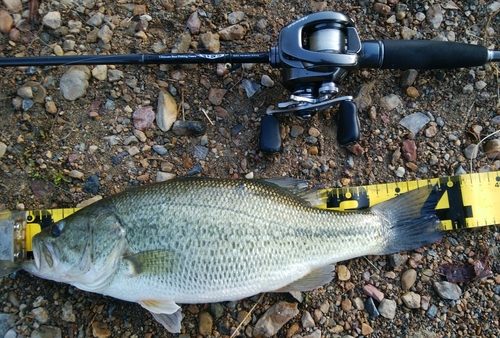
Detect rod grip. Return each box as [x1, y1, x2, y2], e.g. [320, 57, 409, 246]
[380, 40, 489, 69]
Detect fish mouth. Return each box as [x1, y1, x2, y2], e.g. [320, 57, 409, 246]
[23, 239, 56, 274]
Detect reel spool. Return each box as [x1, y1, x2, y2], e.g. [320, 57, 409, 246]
[261, 12, 361, 152]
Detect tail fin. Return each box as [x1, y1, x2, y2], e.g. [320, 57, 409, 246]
[372, 185, 444, 255]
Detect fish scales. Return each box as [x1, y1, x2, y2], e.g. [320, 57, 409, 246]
[23, 177, 443, 333]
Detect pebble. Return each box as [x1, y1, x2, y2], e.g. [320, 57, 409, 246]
[303, 329, 321, 338]
[337, 264, 351, 281]
[261, 74, 275, 87]
[228, 11, 245, 24]
[92, 65, 107, 81]
[199, 32, 220, 53]
[156, 91, 177, 132]
[463, 144, 479, 160]
[76, 196, 102, 208]
[341, 298, 352, 312]
[87, 12, 104, 27]
[186, 11, 201, 34]
[378, 298, 397, 319]
[218, 24, 246, 40]
[361, 323, 374, 335]
[61, 302, 75, 322]
[108, 69, 124, 82]
[401, 269, 417, 290]
[17, 86, 33, 99]
[363, 284, 384, 302]
[3, 0, 22, 13]
[42, 11, 61, 29]
[390, 253, 407, 267]
[253, 301, 299, 338]
[59, 66, 90, 101]
[198, 311, 213, 336]
[399, 112, 430, 135]
[210, 303, 224, 320]
[69, 170, 84, 179]
[395, 166, 405, 177]
[488, 1, 500, 12]
[290, 125, 304, 138]
[92, 321, 111, 338]
[156, 171, 175, 182]
[32, 307, 49, 323]
[208, 88, 227, 105]
[127, 146, 140, 156]
[133, 106, 155, 131]
[172, 120, 206, 136]
[353, 297, 364, 310]
[0, 10, 13, 34]
[463, 84, 474, 94]
[241, 79, 261, 98]
[194, 145, 209, 160]
[402, 292, 421, 309]
[406, 86, 419, 98]
[426, 304, 438, 319]
[83, 175, 100, 194]
[426, 4, 443, 29]
[152, 145, 168, 155]
[30, 325, 62, 338]
[401, 139, 417, 161]
[364, 297, 380, 318]
[475, 80, 487, 90]
[400, 69, 418, 87]
[379, 94, 401, 111]
[301, 310, 315, 328]
[433, 281, 462, 300]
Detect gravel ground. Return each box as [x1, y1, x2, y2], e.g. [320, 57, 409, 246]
[1, 0, 500, 337]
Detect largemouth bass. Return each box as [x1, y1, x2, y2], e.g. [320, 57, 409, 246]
[22, 178, 443, 332]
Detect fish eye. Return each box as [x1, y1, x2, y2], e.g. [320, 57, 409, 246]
[51, 221, 64, 237]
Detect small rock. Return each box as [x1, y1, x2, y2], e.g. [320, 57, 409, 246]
[353, 297, 364, 310]
[400, 69, 418, 87]
[208, 88, 227, 105]
[261, 75, 275, 87]
[127, 146, 140, 156]
[341, 298, 352, 312]
[290, 125, 304, 138]
[353, 81, 375, 111]
[198, 311, 213, 336]
[433, 281, 462, 300]
[378, 299, 397, 319]
[156, 171, 176, 182]
[364, 297, 379, 318]
[425, 124, 438, 138]
[475, 81, 487, 90]
[152, 145, 168, 155]
[426, 4, 443, 29]
[363, 284, 384, 302]
[199, 32, 220, 53]
[69, 170, 84, 179]
[426, 304, 438, 319]
[86, 12, 104, 27]
[401, 269, 417, 290]
[60, 66, 91, 101]
[32, 307, 49, 323]
[0, 142, 7, 158]
[42, 11, 61, 29]
[187, 11, 201, 34]
[92, 321, 111, 338]
[92, 65, 108, 81]
[228, 11, 245, 24]
[253, 301, 299, 338]
[61, 302, 76, 322]
[399, 112, 430, 135]
[133, 129, 147, 142]
[308, 127, 321, 137]
[402, 292, 421, 309]
[108, 69, 124, 82]
[379, 94, 401, 111]
[210, 303, 224, 320]
[97, 25, 113, 44]
[463, 144, 479, 160]
[133, 106, 155, 131]
[390, 253, 407, 267]
[361, 322, 374, 335]
[218, 24, 246, 40]
[172, 120, 206, 136]
[241, 79, 261, 98]
[406, 86, 419, 98]
[337, 265, 351, 281]
[488, 1, 500, 12]
[463, 84, 474, 94]
[156, 91, 177, 132]
[30, 326, 62, 338]
[301, 311, 315, 328]
[17, 86, 33, 99]
[395, 166, 405, 177]
[401, 139, 417, 161]
[3, 0, 23, 13]
[83, 175, 100, 194]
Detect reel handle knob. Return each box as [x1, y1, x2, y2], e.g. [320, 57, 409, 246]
[336, 100, 360, 146]
[259, 115, 282, 153]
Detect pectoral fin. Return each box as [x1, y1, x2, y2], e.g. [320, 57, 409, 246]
[123, 250, 176, 277]
[138, 299, 183, 333]
[276, 265, 334, 292]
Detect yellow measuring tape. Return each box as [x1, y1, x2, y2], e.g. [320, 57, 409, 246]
[20, 171, 500, 251]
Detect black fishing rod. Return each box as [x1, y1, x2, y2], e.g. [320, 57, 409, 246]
[2, 11, 499, 152]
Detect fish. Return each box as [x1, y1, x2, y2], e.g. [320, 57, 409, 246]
[22, 177, 444, 333]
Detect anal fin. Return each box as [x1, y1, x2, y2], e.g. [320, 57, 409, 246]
[138, 299, 182, 333]
[276, 265, 334, 292]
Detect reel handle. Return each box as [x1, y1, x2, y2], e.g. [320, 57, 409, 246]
[360, 40, 494, 70]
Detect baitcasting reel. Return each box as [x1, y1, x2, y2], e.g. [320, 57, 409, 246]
[1, 11, 499, 153]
